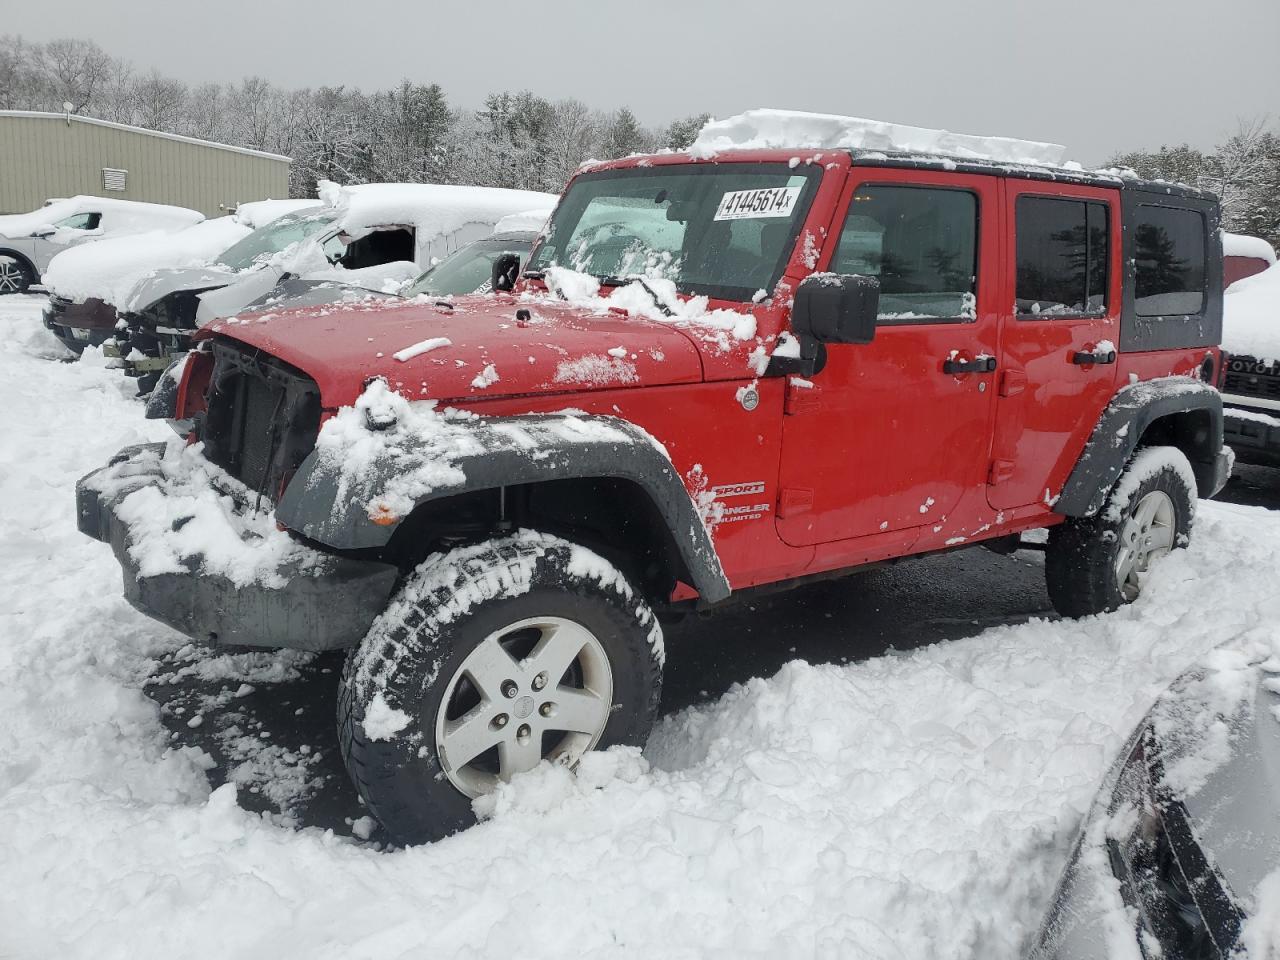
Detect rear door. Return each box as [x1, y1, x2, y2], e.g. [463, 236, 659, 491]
[987, 183, 1120, 510]
[775, 169, 1001, 545]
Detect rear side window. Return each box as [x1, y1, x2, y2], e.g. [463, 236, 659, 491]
[831, 185, 978, 324]
[1015, 196, 1108, 317]
[1134, 206, 1206, 316]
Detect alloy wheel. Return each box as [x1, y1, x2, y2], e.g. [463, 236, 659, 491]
[434, 616, 614, 798]
[1115, 490, 1176, 602]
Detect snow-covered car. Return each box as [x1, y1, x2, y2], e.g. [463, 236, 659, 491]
[1219, 239, 1280, 468]
[41, 199, 316, 353]
[1028, 638, 1280, 958]
[235, 220, 547, 314]
[109, 183, 556, 385]
[0, 196, 202, 294]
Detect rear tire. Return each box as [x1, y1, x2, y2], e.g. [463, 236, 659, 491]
[0, 255, 34, 294]
[337, 531, 664, 845]
[1046, 446, 1195, 618]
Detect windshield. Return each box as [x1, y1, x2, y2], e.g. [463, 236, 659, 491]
[215, 210, 337, 272]
[403, 237, 534, 298]
[526, 163, 822, 301]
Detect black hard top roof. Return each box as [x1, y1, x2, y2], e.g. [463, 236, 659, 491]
[848, 149, 1216, 202]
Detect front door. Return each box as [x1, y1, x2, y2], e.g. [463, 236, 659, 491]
[987, 183, 1120, 511]
[776, 170, 1000, 546]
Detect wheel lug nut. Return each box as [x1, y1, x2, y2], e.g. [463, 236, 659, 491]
[517, 723, 531, 742]
[491, 713, 508, 729]
[539, 702, 554, 717]
[501, 680, 518, 698]
[532, 672, 548, 691]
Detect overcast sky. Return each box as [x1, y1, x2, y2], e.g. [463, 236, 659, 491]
[14, 0, 1280, 164]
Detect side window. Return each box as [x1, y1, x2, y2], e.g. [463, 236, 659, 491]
[1015, 197, 1109, 317]
[54, 212, 101, 231]
[1134, 206, 1206, 316]
[831, 185, 977, 324]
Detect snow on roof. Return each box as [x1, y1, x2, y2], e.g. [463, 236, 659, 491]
[232, 199, 321, 230]
[493, 208, 554, 235]
[315, 181, 560, 243]
[691, 109, 1069, 168]
[1223, 232, 1277, 265]
[0, 195, 203, 239]
[1223, 263, 1280, 363]
[44, 216, 255, 305]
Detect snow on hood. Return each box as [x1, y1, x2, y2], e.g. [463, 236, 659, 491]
[692, 109, 1070, 167]
[493, 208, 554, 235]
[44, 217, 254, 306]
[1223, 262, 1280, 363]
[205, 291, 706, 408]
[0, 195, 202, 240]
[1224, 232, 1277, 264]
[316, 180, 558, 245]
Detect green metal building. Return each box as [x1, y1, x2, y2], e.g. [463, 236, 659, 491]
[0, 110, 291, 217]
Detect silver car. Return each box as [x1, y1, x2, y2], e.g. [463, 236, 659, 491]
[1029, 641, 1279, 958]
[0, 196, 203, 293]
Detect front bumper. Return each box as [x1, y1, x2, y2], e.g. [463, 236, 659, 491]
[1223, 406, 1280, 468]
[77, 443, 399, 651]
[43, 298, 118, 354]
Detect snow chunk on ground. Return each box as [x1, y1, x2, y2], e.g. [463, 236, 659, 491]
[692, 108, 1068, 167]
[1223, 262, 1280, 363]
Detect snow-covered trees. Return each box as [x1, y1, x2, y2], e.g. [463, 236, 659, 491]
[1111, 119, 1280, 247]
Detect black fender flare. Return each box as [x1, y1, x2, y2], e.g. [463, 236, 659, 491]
[275, 412, 731, 603]
[1054, 376, 1225, 518]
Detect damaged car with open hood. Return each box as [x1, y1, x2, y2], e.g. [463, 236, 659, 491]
[77, 110, 1232, 844]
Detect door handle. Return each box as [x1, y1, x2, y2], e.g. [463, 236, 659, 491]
[1071, 349, 1117, 365]
[943, 356, 997, 375]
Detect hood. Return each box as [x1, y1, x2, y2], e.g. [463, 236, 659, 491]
[201, 294, 705, 407]
[126, 265, 236, 314]
[238, 277, 400, 314]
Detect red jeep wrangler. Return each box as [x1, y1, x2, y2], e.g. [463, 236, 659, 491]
[78, 137, 1230, 843]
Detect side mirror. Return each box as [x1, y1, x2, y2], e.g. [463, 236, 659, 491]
[792, 273, 879, 345]
[491, 252, 521, 293]
[30, 228, 55, 239]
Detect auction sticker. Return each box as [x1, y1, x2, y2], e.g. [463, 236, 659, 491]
[714, 185, 802, 221]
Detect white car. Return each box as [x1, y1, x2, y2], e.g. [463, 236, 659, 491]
[0, 196, 202, 293]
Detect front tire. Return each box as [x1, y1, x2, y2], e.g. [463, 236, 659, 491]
[1046, 446, 1195, 618]
[0, 255, 34, 294]
[337, 531, 664, 845]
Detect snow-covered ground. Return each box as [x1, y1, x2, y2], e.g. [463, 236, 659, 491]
[0, 291, 1277, 958]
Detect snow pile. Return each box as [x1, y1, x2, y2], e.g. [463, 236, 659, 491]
[3, 294, 1280, 957]
[232, 199, 320, 230]
[45, 217, 257, 306]
[1223, 263, 1280, 362]
[0, 195, 202, 240]
[692, 109, 1069, 167]
[323, 180, 558, 245]
[1224, 232, 1277, 265]
[539, 266, 757, 349]
[83, 441, 335, 589]
[493, 208, 554, 235]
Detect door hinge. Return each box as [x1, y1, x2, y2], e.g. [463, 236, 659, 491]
[998, 370, 1027, 398]
[777, 486, 814, 517]
[783, 377, 820, 415]
[988, 459, 1016, 484]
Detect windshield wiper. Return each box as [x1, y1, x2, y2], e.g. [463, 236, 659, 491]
[598, 276, 676, 317]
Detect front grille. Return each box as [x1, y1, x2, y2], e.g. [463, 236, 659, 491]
[201, 339, 321, 503]
[1223, 356, 1280, 401]
[48, 295, 73, 317]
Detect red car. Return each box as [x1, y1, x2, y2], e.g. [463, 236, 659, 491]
[78, 131, 1230, 843]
